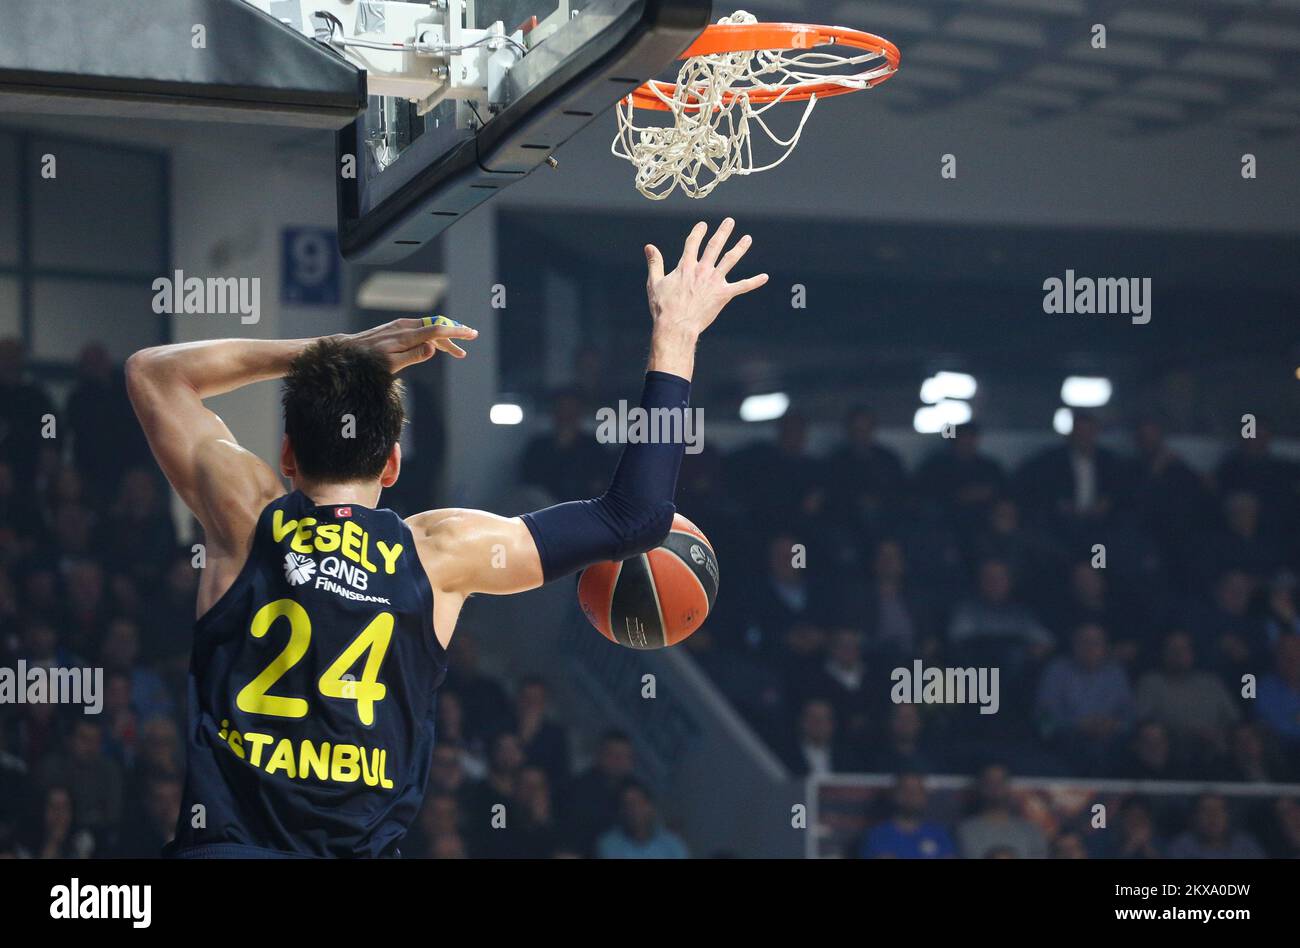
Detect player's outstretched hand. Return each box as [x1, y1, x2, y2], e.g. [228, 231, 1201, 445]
[644, 218, 768, 339]
[345, 317, 479, 373]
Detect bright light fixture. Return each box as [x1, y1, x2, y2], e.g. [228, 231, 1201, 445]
[739, 392, 790, 422]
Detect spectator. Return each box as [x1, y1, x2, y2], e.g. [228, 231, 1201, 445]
[59, 559, 110, 660]
[1036, 623, 1134, 772]
[1262, 572, 1300, 646]
[971, 497, 1060, 586]
[1196, 491, 1284, 584]
[1051, 833, 1088, 859]
[780, 698, 859, 777]
[460, 732, 525, 852]
[561, 730, 636, 856]
[113, 776, 180, 857]
[1256, 636, 1300, 749]
[956, 764, 1047, 859]
[1115, 720, 1187, 780]
[1091, 797, 1163, 859]
[596, 780, 688, 859]
[435, 692, 486, 780]
[1266, 797, 1300, 859]
[727, 411, 828, 532]
[1047, 562, 1136, 659]
[786, 627, 875, 741]
[427, 742, 476, 807]
[430, 832, 468, 859]
[66, 343, 150, 506]
[499, 766, 560, 859]
[100, 617, 173, 722]
[99, 467, 177, 586]
[1015, 411, 1131, 534]
[1131, 418, 1210, 582]
[823, 405, 906, 531]
[34, 718, 123, 840]
[914, 422, 1005, 538]
[841, 539, 935, 661]
[518, 387, 610, 501]
[0, 460, 41, 559]
[1188, 569, 1267, 679]
[23, 785, 94, 859]
[948, 559, 1053, 673]
[0, 722, 29, 843]
[729, 532, 832, 655]
[1221, 722, 1282, 783]
[145, 552, 201, 685]
[1165, 794, 1264, 859]
[442, 636, 513, 744]
[1134, 631, 1240, 763]
[0, 338, 57, 484]
[409, 793, 463, 859]
[511, 677, 571, 788]
[865, 704, 944, 774]
[859, 773, 955, 859]
[1214, 418, 1300, 527]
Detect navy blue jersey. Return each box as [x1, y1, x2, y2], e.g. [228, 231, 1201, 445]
[169, 491, 445, 858]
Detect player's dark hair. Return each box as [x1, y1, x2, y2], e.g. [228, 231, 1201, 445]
[282, 338, 404, 483]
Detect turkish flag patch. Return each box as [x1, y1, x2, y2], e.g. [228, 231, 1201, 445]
[336, 507, 352, 518]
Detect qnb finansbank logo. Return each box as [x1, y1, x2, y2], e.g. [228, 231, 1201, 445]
[595, 400, 704, 455]
[152, 269, 261, 325]
[50, 878, 151, 929]
[1042, 270, 1151, 325]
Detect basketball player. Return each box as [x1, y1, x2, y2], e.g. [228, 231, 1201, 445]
[126, 220, 766, 857]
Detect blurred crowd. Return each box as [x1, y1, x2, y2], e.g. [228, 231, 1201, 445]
[0, 340, 683, 860]
[853, 763, 1300, 859]
[4, 336, 1299, 859]
[520, 389, 1300, 857]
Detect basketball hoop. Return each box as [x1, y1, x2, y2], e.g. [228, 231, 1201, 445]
[612, 10, 900, 200]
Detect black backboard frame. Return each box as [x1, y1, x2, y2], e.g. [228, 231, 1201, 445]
[336, 0, 713, 264]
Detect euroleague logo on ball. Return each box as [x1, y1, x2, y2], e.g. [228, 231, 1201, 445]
[690, 543, 719, 585]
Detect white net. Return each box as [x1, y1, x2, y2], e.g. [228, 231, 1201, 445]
[611, 10, 896, 200]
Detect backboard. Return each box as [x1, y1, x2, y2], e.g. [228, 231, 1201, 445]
[332, 0, 713, 264]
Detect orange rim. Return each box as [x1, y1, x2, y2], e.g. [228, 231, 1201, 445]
[629, 22, 900, 112]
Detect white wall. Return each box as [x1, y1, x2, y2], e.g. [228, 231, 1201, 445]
[167, 139, 346, 533]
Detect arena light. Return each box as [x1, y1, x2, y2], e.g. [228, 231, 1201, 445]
[920, 371, 978, 404]
[355, 272, 448, 311]
[1060, 376, 1112, 407]
[913, 399, 972, 433]
[739, 392, 790, 422]
[1054, 407, 1074, 435]
[489, 403, 524, 425]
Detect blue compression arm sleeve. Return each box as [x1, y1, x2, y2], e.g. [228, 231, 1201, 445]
[521, 371, 689, 583]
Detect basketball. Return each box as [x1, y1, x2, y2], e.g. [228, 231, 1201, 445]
[577, 513, 719, 649]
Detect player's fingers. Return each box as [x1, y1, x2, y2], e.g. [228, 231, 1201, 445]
[434, 338, 468, 358]
[392, 342, 436, 371]
[645, 244, 665, 283]
[726, 272, 769, 297]
[400, 321, 477, 348]
[679, 221, 708, 267]
[701, 217, 735, 269]
[717, 233, 753, 277]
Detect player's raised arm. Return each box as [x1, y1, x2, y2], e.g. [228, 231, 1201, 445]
[413, 219, 767, 612]
[126, 318, 477, 550]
